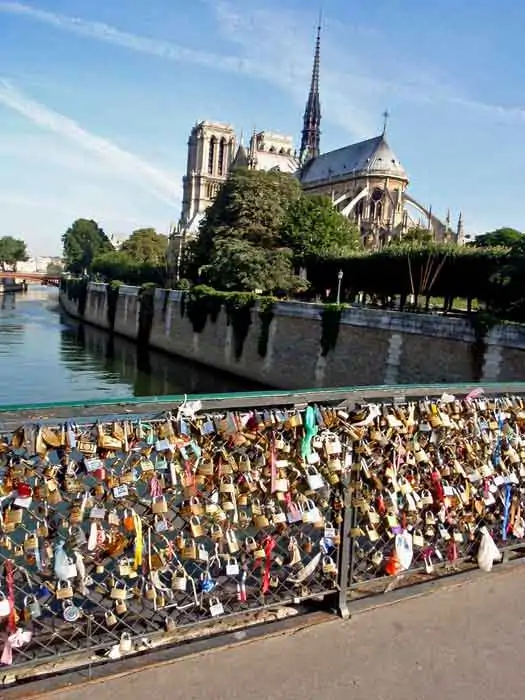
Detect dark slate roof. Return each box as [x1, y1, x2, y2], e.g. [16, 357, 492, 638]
[299, 135, 408, 185]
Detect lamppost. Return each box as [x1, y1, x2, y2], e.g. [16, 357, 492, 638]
[336, 269, 343, 304]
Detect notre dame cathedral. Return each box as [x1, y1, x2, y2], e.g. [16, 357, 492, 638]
[170, 23, 463, 273]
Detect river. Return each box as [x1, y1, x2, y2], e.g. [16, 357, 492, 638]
[0, 287, 261, 406]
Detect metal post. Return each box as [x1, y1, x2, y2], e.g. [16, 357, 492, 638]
[334, 479, 352, 619]
[336, 269, 343, 305]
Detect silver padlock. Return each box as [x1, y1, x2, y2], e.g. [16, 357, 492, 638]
[62, 600, 81, 622]
[24, 594, 42, 619]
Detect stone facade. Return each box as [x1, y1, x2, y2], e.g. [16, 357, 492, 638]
[60, 284, 525, 390]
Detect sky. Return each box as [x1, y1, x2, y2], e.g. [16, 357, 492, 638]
[0, 0, 524, 256]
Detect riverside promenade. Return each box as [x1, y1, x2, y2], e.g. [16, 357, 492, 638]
[10, 563, 525, 700]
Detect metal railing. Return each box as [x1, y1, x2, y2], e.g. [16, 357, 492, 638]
[1, 382, 525, 684]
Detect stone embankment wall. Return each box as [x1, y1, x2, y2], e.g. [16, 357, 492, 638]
[59, 282, 525, 389]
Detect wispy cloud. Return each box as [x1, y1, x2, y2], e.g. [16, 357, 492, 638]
[0, 79, 181, 204]
[1, 0, 524, 138]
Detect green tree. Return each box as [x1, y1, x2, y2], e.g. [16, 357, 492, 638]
[474, 227, 523, 248]
[62, 219, 113, 274]
[0, 236, 29, 271]
[279, 194, 361, 263]
[202, 238, 307, 294]
[388, 226, 433, 247]
[46, 261, 64, 275]
[119, 228, 169, 265]
[193, 167, 303, 269]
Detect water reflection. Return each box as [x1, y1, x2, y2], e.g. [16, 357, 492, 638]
[60, 314, 261, 397]
[0, 287, 260, 406]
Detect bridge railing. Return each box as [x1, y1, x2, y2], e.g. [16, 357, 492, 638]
[1, 381, 525, 686]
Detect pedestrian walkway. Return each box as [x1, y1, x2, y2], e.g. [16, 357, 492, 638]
[18, 565, 525, 700]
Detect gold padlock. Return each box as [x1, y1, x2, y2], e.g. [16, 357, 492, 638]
[190, 516, 204, 538]
[56, 581, 74, 600]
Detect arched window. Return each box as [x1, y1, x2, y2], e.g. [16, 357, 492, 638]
[208, 136, 217, 175]
[218, 138, 226, 175]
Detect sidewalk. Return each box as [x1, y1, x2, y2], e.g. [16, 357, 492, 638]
[19, 565, 525, 700]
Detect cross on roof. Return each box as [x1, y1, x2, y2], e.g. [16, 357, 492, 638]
[382, 109, 390, 135]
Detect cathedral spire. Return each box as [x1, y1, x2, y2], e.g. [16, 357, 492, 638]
[299, 19, 322, 165]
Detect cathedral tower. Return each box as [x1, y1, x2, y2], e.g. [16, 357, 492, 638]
[179, 121, 236, 233]
[299, 22, 322, 164]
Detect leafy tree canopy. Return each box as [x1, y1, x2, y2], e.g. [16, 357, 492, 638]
[473, 227, 524, 249]
[119, 227, 169, 265]
[190, 168, 360, 292]
[279, 194, 361, 263]
[192, 168, 303, 268]
[62, 218, 113, 274]
[0, 236, 29, 271]
[201, 238, 307, 294]
[393, 226, 434, 247]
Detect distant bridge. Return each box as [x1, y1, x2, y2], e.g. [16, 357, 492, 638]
[0, 271, 62, 286]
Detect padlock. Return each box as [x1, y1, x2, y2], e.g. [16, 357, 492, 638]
[171, 571, 187, 592]
[182, 539, 197, 560]
[189, 496, 205, 516]
[120, 632, 133, 653]
[210, 523, 223, 541]
[144, 583, 157, 602]
[190, 516, 204, 538]
[63, 600, 81, 622]
[24, 533, 38, 554]
[105, 609, 118, 627]
[56, 580, 74, 600]
[151, 495, 168, 515]
[245, 536, 257, 552]
[123, 509, 135, 532]
[253, 513, 269, 529]
[24, 594, 42, 620]
[209, 597, 224, 617]
[220, 476, 235, 494]
[225, 530, 240, 554]
[118, 558, 131, 577]
[110, 581, 128, 601]
[0, 592, 12, 617]
[322, 555, 337, 575]
[225, 557, 240, 576]
[115, 598, 127, 615]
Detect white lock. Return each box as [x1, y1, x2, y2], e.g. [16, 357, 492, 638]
[306, 466, 324, 491]
[0, 592, 12, 617]
[225, 558, 240, 576]
[209, 597, 224, 617]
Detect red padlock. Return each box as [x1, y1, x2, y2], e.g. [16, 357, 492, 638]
[17, 483, 32, 499]
[93, 465, 106, 480]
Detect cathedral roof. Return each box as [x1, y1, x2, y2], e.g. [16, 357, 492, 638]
[299, 134, 408, 185]
[231, 144, 249, 169]
[254, 150, 299, 173]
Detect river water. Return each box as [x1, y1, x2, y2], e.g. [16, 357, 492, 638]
[0, 287, 259, 407]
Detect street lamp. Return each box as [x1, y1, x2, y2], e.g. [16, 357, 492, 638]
[336, 269, 344, 304]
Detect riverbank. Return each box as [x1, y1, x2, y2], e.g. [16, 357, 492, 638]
[59, 280, 525, 389]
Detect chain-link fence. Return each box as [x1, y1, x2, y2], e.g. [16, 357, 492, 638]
[3, 385, 525, 684]
[346, 392, 525, 597]
[0, 400, 344, 678]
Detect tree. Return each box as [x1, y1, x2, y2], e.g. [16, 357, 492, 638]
[0, 236, 29, 271]
[46, 261, 64, 275]
[192, 167, 303, 269]
[388, 226, 433, 247]
[119, 228, 169, 265]
[279, 194, 361, 263]
[202, 238, 307, 294]
[473, 227, 524, 248]
[62, 219, 113, 274]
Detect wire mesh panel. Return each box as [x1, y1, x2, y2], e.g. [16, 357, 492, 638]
[0, 400, 345, 675]
[347, 392, 525, 595]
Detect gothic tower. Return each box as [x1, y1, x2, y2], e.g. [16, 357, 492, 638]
[179, 121, 236, 233]
[299, 22, 322, 164]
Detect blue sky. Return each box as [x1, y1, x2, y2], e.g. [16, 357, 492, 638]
[0, 0, 523, 256]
